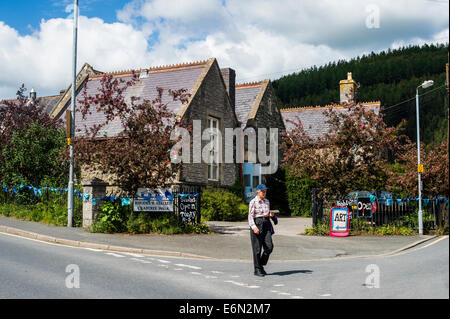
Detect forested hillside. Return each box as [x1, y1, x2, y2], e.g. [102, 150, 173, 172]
[273, 44, 449, 145]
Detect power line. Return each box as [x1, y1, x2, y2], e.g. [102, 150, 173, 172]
[382, 84, 446, 112]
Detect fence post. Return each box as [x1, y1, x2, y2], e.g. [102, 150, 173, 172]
[82, 178, 108, 228]
[312, 188, 318, 227]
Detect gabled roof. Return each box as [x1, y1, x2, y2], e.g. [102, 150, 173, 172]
[280, 101, 381, 139]
[235, 79, 270, 128]
[51, 58, 215, 137]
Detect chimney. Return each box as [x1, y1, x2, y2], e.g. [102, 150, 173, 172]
[29, 88, 36, 102]
[221, 68, 236, 110]
[339, 72, 357, 104]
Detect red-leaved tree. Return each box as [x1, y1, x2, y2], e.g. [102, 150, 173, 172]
[74, 73, 191, 194]
[387, 141, 449, 197]
[281, 103, 409, 197]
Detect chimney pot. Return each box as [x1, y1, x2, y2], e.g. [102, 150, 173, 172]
[29, 88, 36, 101]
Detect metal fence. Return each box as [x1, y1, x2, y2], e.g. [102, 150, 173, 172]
[312, 190, 449, 231]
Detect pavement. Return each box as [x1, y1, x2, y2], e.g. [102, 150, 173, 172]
[0, 215, 437, 262]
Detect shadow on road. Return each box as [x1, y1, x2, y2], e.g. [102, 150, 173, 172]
[268, 270, 313, 276]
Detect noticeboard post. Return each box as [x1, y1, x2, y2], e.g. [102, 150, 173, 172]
[329, 206, 350, 237]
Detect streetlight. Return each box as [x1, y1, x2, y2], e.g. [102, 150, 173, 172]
[68, 0, 79, 227]
[415, 79, 434, 235]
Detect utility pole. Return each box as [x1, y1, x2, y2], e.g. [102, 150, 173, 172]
[446, 57, 449, 206]
[68, 0, 78, 227]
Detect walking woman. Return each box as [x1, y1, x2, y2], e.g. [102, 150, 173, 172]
[248, 184, 277, 277]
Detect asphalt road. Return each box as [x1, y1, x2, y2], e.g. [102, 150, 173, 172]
[0, 232, 448, 299]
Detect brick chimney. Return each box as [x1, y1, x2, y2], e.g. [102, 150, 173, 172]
[339, 72, 357, 104]
[221, 68, 236, 110]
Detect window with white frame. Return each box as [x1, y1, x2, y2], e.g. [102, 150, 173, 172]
[207, 117, 220, 181]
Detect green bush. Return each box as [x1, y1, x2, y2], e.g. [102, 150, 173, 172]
[90, 202, 210, 235]
[90, 200, 130, 233]
[200, 187, 248, 221]
[0, 122, 69, 191]
[285, 170, 316, 217]
[303, 216, 417, 236]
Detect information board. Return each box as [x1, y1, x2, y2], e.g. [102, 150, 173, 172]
[329, 207, 350, 237]
[133, 199, 173, 212]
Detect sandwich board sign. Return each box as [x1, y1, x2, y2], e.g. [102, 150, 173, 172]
[329, 207, 350, 237]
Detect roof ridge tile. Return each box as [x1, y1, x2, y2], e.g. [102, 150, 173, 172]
[90, 59, 209, 78]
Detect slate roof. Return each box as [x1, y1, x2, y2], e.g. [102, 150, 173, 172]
[235, 81, 265, 128]
[36, 95, 63, 115]
[280, 102, 381, 140]
[0, 94, 62, 115]
[53, 60, 210, 138]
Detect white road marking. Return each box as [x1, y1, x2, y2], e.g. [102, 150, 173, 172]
[319, 294, 331, 297]
[211, 271, 223, 274]
[105, 252, 126, 258]
[247, 285, 260, 289]
[157, 259, 171, 263]
[292, 296, 304, 299]
[157, 264, 169, 268]
[190, 272, 203, 275]
[270, 290, 280, 293]
[278, 292, 291, 296]
[175, 264, 202, 270]
[85, 248, 103, 252]
[273, 284, 285, 287]
[224, 280, 247, 287]
[296, 288, 302, 291]
[204, 275, 218, 279]
[174, 268, 183, 271]
[230, 275, 240, 278]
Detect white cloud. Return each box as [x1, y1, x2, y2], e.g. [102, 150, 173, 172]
[0, 17, 151, 99]
[1, 0, 448, 100]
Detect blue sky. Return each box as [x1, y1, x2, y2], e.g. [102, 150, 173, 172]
[0, 0, 127, 35]
[0, 0, 448, 99]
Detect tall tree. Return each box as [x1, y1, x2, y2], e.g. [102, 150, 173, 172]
[0, 85, 61, 184]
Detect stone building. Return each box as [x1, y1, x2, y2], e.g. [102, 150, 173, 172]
[49, 58, 248, 190]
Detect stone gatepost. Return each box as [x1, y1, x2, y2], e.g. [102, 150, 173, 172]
[82, 178, 108, 228]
